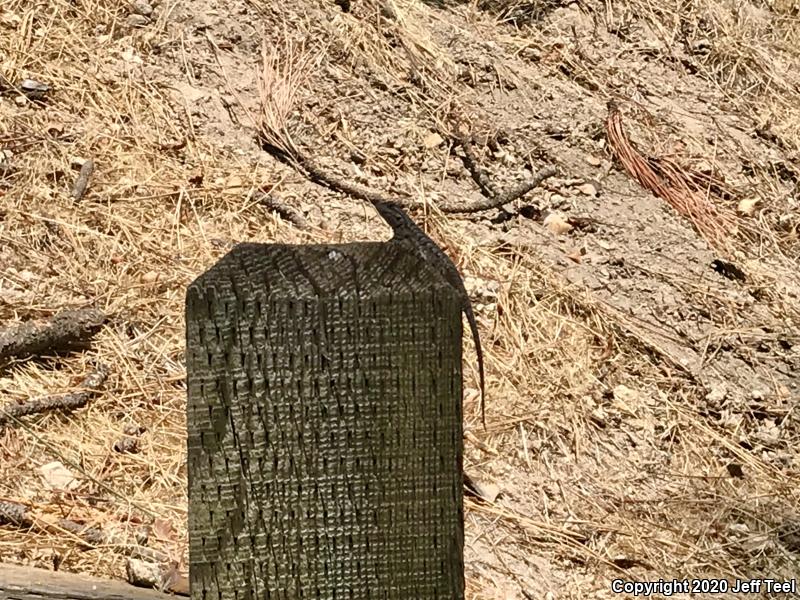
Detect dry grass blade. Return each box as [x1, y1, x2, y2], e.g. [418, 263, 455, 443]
[257, 36, 317, 158]
[605, 101, 738, 250]
[256, 33, 413, 206]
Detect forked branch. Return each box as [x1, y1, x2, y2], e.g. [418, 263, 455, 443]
[257, 41, 555, 213]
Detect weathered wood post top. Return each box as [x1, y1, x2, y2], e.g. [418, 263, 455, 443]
[185, 241, 465, 600]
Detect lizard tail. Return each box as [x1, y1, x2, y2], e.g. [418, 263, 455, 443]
[464, 304, 486, 430]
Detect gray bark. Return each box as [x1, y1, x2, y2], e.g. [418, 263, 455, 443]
[185, 242, 465, 600]
[0, 309, 105, 367]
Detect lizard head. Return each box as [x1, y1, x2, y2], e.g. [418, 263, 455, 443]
[371, 201, 410, 231]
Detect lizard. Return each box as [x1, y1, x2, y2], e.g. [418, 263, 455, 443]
[372, 201, 486, 429]
[257, 139, 487, 425]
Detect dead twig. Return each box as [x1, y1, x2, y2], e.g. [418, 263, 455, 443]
[0, 500, 33, 527]
[0, 308, 106, 367]
[258, 41, 553, 213]
[0, 363, 109, 428]
[443, 165, 558, 213]
[0, 499, 167, 562]
[263, 136, 412, 207]
[253, 191, 309, 228]
[459, 136, 498, 198]
[72, 158, 95, 201]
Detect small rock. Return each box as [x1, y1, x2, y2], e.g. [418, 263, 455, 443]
[726, 463, 744, 478]
[70, 156, 90, 169]
[577, 182, 598, 197]
[590, 406, 607, 426]
[226, 175, 244, 190]
[585, 155, 602, 166]
[737, 197, 759, 215]
[543, 212, 573, 235]
[566, 247, 583, 263]
[130, 0, 154, 16]
[20, 78, 50, 99]
[613, 384, 640, 412]
[705, 386, 727, 404]
[39, 461, 80, 491]
[422, 132, 443, 148]
[728, 522, 749, 534]
[141, 270, 160, 284]
[596, 238, 616, 250]
[126, 559, 162, 589]
[126, 13, 150, 27]
[464, 472, 500, 503]
[495, 149, 516, 166]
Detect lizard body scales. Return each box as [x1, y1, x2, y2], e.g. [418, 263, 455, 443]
[372, 201, 486, 427]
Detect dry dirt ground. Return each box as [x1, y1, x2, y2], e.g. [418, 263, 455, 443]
[1, 0, 799, 598]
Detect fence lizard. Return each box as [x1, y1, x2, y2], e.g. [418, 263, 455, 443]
[372, 201, 486, 428]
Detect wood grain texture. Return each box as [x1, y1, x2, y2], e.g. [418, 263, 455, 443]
[185, 242, 465, 600]
[370, 201, 486, 427]
[0, 563, 174, 600]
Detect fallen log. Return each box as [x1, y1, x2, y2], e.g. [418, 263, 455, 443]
[0, 308, 106, 367]
[0, 562, 179, 600]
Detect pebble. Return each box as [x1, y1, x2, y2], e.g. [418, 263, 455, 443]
[141, 270, 160, 283]
[20, 78, 49, 93]
[20, 78, 49, 100]
[577, 182, 597, 197]
[705, 386, 727, 404]
[422, 132, 443, 149]
[130, 0, 154, 16]
[126, 13, 150, 28]
[543, 212, 572, 235]
[70, 156, 90, 169]
[737, 197, 758, 215]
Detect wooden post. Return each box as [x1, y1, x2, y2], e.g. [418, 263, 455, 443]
[185, 242, 465, 600]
